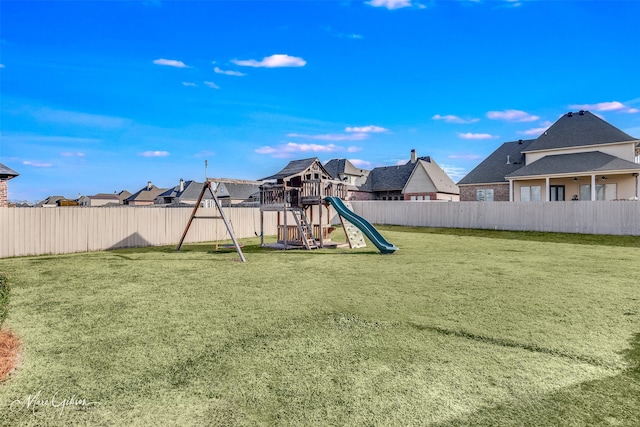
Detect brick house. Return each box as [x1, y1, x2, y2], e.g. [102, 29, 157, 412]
[325, 150, 459, 201]
[458, 111, 640, 201]
[0, 163, 20, 207]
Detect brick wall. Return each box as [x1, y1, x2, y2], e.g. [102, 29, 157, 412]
[0, 179, 7, 207]
[460, 184, 510, 201]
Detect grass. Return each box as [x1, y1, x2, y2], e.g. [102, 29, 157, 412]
[0, 226, 638, 426]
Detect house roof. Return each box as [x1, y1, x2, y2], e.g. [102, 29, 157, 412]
[457, 139, 535, 185]
[36, 196, 68, 206]
[89, 193, 120, 200]
[506, 151, 640, 178]
[126, 184, 167, 203]
[158, 180, 211, 201]
[260, 157, 331, 181]
[324, 158, 367, 178]
[362, 157, 431, 192]
[219, 182, 260, 199]
[0, 163, 19, 179]
[525, 111, 638, 152]
[415, 158, 460, 194]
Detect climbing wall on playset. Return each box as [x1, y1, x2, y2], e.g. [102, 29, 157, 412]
[339, 201, 367, 249]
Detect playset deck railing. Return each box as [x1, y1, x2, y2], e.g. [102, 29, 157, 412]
[260, 180, 347, 208]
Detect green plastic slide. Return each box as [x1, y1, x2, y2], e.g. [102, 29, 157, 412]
[325, 197, 398, 254]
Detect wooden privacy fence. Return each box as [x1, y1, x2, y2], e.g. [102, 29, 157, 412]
[0, 207, 277, 258]
[350, 201, 640, 236]
[2, 201, 639, 257]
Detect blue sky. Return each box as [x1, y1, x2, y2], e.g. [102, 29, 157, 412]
[1, 0, 639, 202]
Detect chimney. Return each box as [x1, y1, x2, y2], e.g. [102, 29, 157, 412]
[410, 149, 417, 164]
[147, 181, 152, 190]
[179, 178, 185, 192]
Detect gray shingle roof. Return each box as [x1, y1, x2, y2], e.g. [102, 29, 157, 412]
[457, 139, 535, 185]
[505, 151, 640, 178]
[219, 183, 260, 199]
[417, 158, 459, 194]
[158, 180, 211, 201]
[324, 158, 367, 178]
[0, 163, 19, 178]
[364, 157, 431, 192]
[126, 184, 168, 203]
[525, 111, 638, 152]
[260, 158, 318, 181]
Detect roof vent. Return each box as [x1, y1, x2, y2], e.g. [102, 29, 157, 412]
[506, 155, 511, 165]
[568, 112, 573, 117]
[579, 110, 585, 115]
[518, 139, 523, 144]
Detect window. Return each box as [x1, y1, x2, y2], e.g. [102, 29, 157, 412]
[579, 184, 617, 200]
[476, 189, 494, 202]
[520, 186, 541, 202]
[550, 185, 565, 201]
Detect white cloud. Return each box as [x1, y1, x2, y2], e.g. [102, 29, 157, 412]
[255, 142, 346, 158]
[347, 146, 362, 153]
[366, 0, 413, 9]
[203, 81, 220, 89]
[3, 135, 101, 144]
[448, 153, 482, 160]
[140, 151, 170, 157]
[153, 58, 189, 68]
[518, 121, 552, 136]
[182, 82, 196, 87]
[440, 164, 467, 182]
[214, 66, 246, 76]
[570, 101, 639, 114]
[0, 64, 4, 68]
[349, 159, 372, 168]
[287, 132, 369, 141]
[432, 114, 480, 124]
[23, 160, 53, 167]
[32, 108, 130, 128]
[457, 132, 497, 140]
[232, 54, 306, 68]
[60, 152, 85, 157]
[345, 125, 388, 133]
[487, 109, 539, 122]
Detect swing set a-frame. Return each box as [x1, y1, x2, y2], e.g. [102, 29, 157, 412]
[175, 178, 247, 262]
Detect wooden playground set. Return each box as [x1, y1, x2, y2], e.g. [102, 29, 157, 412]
[177, 158, 397, 262]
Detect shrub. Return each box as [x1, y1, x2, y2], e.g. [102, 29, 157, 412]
[0, 273, 9, 329]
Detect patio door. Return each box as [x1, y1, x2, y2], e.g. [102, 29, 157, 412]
[550, 185, 565, 201]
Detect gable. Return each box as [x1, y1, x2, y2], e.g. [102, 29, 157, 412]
[525, 111, 637, 152]
[405, 157, 460, 194]
[506, 151, 640, 178]
[404, 162, 437, 193]
[457, 139, 535, 185]
[260, 158, 330, 181]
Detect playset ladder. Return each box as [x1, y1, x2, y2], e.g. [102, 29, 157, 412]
[176, 181, 246, 262]
[291, 208, 317, 250]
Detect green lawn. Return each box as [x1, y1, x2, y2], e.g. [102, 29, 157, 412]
[0, 227, 639, 426]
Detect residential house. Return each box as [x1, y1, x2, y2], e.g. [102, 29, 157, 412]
[117, 190, 132, 204]
[324, 159, 370, 198]
[37, 196, 79, 207]
[124, 182, 168, 206]
[458, 111, 640, 201]
[155, 179, 213, 206]
[326, 150, 459, 201]
[79, 193, 121, 207]
[216, 181, 261, 207]
[0, 163, 19, 208]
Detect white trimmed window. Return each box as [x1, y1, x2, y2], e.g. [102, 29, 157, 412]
[476, 189, 494, 202]
[579, 184, 617, 201]
[520, 185, 541, 202]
